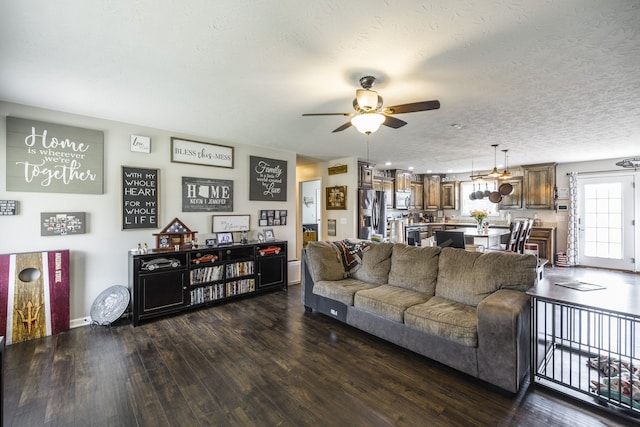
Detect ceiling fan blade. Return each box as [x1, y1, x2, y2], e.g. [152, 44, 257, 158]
[332, 121, 353, 133]
[383, 100, 440, 114]
[382, 115, 407, 129]
[302, 112, 355, 117]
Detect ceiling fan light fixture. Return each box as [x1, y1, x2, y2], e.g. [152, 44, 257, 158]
[355, 89, 379, 111]
[351, 112, 385, 134]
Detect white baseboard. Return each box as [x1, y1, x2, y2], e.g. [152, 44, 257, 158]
[70, 317, 92, 328]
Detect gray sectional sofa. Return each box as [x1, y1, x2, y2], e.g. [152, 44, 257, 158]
[301, 240, 538, 393]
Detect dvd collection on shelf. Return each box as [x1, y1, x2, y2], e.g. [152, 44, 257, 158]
[226, 279, 255, 296]
[190, 283, 226, 305]
[190, 265, 224, 285]
[225, 261, 254, 278]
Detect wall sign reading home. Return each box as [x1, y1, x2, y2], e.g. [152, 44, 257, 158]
[171, 137, 234, 168]
[182, 177, 233, 212]
[122, 166, 159, 229]
[249, 156, 287, 201]
[6, 117, 104, 194]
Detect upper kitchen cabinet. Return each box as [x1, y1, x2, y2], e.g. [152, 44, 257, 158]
[373, 177, 394, 209]
[411, 182, 424, 209]
[440, 182, 457, 210]
[358, 162, 374, 189]
[523, 163, 557, 209]
[497, 177, 523, 210]
[395, 170, 412, 192]
[424, 175, 441, 210]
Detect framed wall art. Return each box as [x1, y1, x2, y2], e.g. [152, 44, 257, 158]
[328, 219, 337, 236]
[259, 210, 287, 226]
[41, 212, 86, 236]
[171, 137, 234, 168]
[212, 214, 250, 232]
[182, 177, 233, 212]
[249, 156, 287, 201]
[130, 135, 151, 153]
[326, 185, 347, 210]
[122, 166, 159, 229]
[6, 117, 104, 194]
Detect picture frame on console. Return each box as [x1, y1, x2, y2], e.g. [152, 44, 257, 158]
[263, 228, 275, 241]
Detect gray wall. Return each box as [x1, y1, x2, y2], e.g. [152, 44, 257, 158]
[1, 102, 296, 325]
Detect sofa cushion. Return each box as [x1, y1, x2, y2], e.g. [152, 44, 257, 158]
[351, 242, 394, 285]
[313, 278, 378, 306]
[387, 245, 441, 294]
[354, 285, 431, 323]
[436, 247, 537, 307]
[305, 241, 347, 282]
[404, 296, 478, 347]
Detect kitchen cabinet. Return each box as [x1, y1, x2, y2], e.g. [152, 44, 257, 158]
[440, 182, 457, 210]
[394, 170, 412, 192]
[411, 182, 424, 209]
[358, 162, 374, 189]
[497, 177, 523, 210]
[424, 175, 441, 210]
[523, 163, 556, 210]
[373, 178, 394, 208]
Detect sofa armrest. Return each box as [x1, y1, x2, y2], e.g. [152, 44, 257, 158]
[476, 289, 530, 393]
[301, 249, 316, 311]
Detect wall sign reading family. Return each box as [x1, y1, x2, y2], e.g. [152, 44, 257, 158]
[6, 117, 104, 194]
[182, 177, 233, 212]
[171, 137, 234, 168]
[249, 156, 287, 201]
[122, 166, 159, 229]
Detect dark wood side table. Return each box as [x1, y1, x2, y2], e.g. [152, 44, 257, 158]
[527, 277, 640, 422]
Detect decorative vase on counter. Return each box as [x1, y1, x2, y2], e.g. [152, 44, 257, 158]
[476, 221, 483, 234]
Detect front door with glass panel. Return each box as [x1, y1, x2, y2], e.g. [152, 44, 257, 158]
[577, 174, 635, 270]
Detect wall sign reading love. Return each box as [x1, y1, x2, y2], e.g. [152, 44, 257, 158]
[249, 156, 287, 202]
[6, 117, 104, 194]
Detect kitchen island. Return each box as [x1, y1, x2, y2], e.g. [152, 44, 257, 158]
[410, 222, 556, 264]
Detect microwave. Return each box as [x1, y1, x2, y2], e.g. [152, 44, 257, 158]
[395, 192, 411, 210]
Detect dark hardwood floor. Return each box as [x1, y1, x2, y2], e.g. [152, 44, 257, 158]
[3, 267, 639, 427]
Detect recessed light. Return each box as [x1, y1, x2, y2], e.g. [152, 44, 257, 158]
[385, 161, 392, 166]
[447, 169, 453, 173]
[426, 169, 432, 173]
[408, 166, 414, 171]
[450, 123, 463, 130]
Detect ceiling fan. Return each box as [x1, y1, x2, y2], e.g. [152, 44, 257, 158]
[302, 76, 440, 134]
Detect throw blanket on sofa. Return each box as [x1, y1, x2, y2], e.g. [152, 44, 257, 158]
[330, 239, 370, 275]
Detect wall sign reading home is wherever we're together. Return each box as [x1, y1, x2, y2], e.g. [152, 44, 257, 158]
[249, 156, 287, 201]
[6, 117, 104, 194]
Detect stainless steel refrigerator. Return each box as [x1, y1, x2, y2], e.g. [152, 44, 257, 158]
[358, 189, 386, 240]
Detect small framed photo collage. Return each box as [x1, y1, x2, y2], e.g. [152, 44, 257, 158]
[259, 210, 287, 227]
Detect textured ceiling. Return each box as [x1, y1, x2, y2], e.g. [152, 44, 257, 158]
[1, 0, 639, 174]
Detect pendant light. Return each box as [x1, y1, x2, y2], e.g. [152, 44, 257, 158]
[500, 149, 512, 179]
[488, 144, 502, 178]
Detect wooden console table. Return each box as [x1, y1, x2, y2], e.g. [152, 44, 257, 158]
[527, 275, 640, 422]
[129, 241, 288, 326]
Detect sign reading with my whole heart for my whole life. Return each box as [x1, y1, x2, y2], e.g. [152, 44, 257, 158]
[5, 117, 104, 194]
